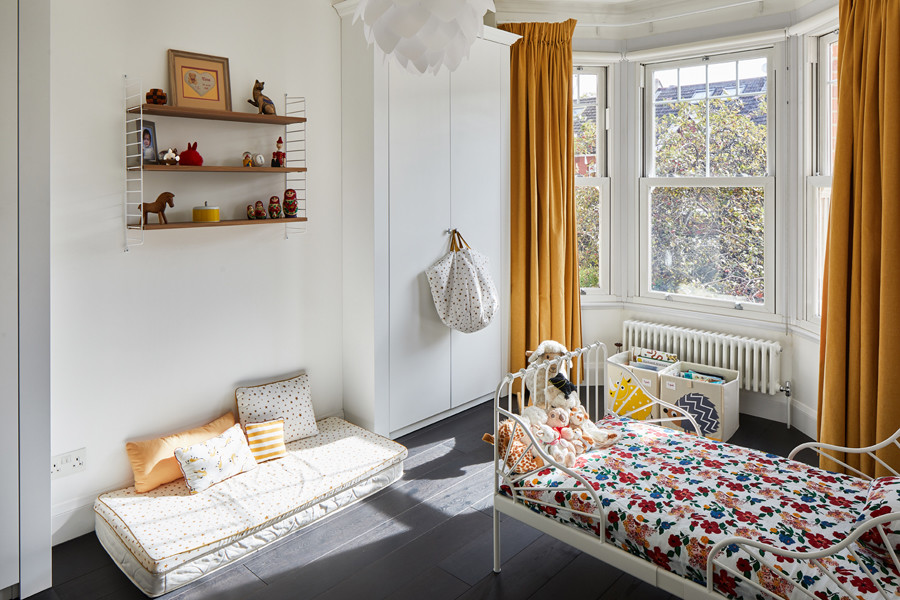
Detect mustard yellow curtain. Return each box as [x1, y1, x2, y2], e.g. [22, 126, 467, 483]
[499, 19, 582, 376]
[818, 0, 900, 476]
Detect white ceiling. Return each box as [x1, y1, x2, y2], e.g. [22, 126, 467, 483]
[492, 0, 834, 40]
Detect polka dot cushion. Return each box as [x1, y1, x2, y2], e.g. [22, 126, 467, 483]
[235, 374, 318, 443]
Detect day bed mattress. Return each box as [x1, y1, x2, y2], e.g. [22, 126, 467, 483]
[507, 417, 897, 600]
[95, 417, 407, 597]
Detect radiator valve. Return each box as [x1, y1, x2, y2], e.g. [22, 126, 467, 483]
[780, 381, 792, 397]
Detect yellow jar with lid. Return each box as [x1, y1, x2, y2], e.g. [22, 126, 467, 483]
[192, 201, 220, 223]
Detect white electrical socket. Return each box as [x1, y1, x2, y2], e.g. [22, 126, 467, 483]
[51, 448, 86, 479]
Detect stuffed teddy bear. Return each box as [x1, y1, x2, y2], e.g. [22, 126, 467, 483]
[520, 405, 556, 448]
[524, 340, 579, 410]
[543, 407, 578, 467]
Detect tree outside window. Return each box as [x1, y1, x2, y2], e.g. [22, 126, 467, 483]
[645, 56, 771, 305]
[573, 68, 606, 291]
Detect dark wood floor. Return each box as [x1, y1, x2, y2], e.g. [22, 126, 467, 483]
[34, 402, 814, 600]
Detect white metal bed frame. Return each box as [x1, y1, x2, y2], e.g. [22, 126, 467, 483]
[491, 340, 900, 600]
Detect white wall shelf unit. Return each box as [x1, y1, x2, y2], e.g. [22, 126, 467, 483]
[123, 76, 308, 250]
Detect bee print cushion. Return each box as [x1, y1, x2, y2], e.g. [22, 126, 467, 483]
[174, 424, 257, 494]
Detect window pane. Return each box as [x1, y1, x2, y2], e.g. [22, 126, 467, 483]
[652, 56, 767, 177]
[709, 96, 767, 176]
[739, 58, 767, 91]
[815, 186, 832, 316]
[574, 72, 599, 177]
[825, 41, 839, 175]
[649, 186, 765, 303]
[708, 61, 737, 96]
[654, 100, 707, 176]
[679, 65, 705, 99]
[576, 186, 601, 288]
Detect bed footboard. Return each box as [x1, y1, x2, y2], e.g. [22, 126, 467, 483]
[789, 430, 900, 480]
[707, 512, 900, 600]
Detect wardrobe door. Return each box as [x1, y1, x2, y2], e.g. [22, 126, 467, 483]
[388, 64, 453, 432]
[0, 0, 18, 588]
[449, 39, 503, 408]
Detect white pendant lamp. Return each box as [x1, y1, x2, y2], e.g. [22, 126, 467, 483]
[354, 0, 496, 74]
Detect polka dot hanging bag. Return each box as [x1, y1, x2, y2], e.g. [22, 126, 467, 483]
[425, 230, 499, 333]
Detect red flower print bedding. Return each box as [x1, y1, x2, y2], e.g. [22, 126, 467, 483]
[504, 417, 899, 600]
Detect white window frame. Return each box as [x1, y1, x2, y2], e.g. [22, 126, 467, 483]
[574, 65, 612, 297]
[638, 49, 776, 313]
[801, 31, 838, 325]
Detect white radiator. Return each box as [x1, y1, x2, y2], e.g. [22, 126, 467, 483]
[622, 320, 782, 395]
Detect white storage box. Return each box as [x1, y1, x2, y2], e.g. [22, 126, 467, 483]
[606, 350, 670, 420]
[658, 361, 740, 442]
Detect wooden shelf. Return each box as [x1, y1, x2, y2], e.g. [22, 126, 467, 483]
[140, 217, 308, 230]
[133, 165, 306, 173]
[128, 104, 306, 125]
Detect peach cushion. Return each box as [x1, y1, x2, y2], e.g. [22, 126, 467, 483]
[126, 412, 236, 493]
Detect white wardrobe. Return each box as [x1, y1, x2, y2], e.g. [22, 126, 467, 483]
[338, 7, 516, 438]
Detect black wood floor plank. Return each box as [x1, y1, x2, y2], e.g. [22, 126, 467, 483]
[54, 563, 144, 600]
[596, 572, 677, 600]
[456, 534, 581, 600]
[438, 512, 543, 586]
[243, 447, 483, 581]
[23, 589, 61, 600]
[398, 400, 492, 454]
[527, 552, 624, 600]
[388, 565, 470, 600]
[51, 533, 111, 587]
[165, 565, 266, 600]
[728, 414, 815, 465]
[311, 509, 494, 600]
[245, 464, 493, 597]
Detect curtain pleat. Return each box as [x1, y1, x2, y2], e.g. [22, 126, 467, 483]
[500, 20, 582, 378]
[818, 0, 900, 476]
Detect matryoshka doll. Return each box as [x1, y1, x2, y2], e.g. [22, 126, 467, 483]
[283, 188, 298, 218]
[247, 204, 255, 219]
[254, 200, 267, 219]
[268, 196, 282, 219]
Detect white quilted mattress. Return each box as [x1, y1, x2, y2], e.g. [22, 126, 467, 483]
[94, 417, 407, 596]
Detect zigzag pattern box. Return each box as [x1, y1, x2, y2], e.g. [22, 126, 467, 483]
[658, 361, 740, 442]
[607, 350, 666, 421]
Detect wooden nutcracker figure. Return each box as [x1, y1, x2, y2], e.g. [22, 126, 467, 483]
[271, 137, 286, 168]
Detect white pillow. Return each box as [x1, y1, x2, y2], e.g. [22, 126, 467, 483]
[174, 424, 256, 494]
[235, 373, 318, 443]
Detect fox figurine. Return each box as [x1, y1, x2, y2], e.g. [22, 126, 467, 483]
[247, 80, 276, 115]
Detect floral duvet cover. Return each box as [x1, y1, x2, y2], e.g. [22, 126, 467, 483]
[504, 417, 898, 600]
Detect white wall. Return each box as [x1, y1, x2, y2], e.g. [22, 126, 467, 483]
[1, 0, 18, 592]
[19, 0, 53, 593]
[49, 0, 343, 544]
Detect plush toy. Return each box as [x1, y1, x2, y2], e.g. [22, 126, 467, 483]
[524, 340, 579, 410]
[160, 148, 179, 166]
[482, 419, 545, 474]
[544, 407, 578, 467]
[521, 405, 555, 447]
[179, 142, 203, 166]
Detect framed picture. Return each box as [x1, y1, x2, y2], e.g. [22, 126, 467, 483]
[168, 49, 232, 111]
[139, 120, 158, 165]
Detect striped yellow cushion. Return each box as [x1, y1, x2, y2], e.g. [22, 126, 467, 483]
[245, 419, 287, 463]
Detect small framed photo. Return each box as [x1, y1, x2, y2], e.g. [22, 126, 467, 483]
[139, 120, 158, 165]
[168, 49, 232, 111]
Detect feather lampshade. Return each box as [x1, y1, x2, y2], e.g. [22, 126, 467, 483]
[354, 0, 496, 74]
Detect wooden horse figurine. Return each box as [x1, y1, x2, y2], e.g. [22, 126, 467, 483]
[141, 192, 174, 225]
